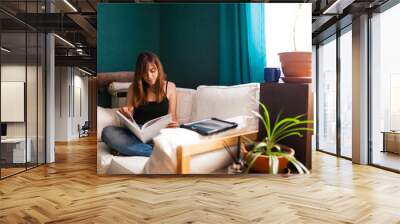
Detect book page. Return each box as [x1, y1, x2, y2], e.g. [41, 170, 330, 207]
[143, 114, 171, 129]
[116, 111, 171, 143]
[116, 111, 144, 141]
[142, 114, 172, 142]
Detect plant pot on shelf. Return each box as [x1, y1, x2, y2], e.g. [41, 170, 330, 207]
[278, 52, 312, 78]
[241, 143, 295, 173]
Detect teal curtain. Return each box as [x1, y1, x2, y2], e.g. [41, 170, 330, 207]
[219, 3, 266, 85]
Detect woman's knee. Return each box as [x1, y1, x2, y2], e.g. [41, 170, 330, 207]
[101, 126, 112, 142]
[101, 126, 152, 156]
[101, 126, 122, 143]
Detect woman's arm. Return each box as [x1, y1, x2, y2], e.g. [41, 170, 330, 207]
[126, 84, 134, 107]
[167, 81, 179, 128]
[119, 84, 134, 120]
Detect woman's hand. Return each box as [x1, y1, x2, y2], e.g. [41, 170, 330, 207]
[167, 120, 179, 128]
[119, 106, 134, 121]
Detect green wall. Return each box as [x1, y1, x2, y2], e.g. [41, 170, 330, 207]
[159, 4, 219, 88]
[97, 4, 161, 73]
[97, 3, 220, 89]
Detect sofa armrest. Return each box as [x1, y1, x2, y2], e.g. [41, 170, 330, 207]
[176, 130, 258, 174]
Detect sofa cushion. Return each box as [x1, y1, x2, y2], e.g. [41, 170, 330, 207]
[97, 106, 120, 141]
[108, 156, 149, 174]
[97, 141, 148, 175]
[97, 142, 114, 174]
[176, 87, 196, 124]
[191, 83, 260, 130]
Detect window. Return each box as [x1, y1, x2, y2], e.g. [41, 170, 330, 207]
[339, 29, 352, 158]
[371, 2, 400, 171]
[317, 37, 337, 154]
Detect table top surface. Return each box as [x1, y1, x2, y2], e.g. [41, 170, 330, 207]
[381, 131, 400, 134]
[1, 137, 31, 143]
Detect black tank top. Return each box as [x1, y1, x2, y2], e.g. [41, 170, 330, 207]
[133, 81, 169, 125]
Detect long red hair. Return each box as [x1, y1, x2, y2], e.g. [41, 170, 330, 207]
[132, 52, 166, 108]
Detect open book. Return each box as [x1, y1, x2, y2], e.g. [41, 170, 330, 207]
[116, 111, 172, 143]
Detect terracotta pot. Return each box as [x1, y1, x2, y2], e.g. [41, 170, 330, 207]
[278, 52, 312, 78]
[241, 143, 295, 173]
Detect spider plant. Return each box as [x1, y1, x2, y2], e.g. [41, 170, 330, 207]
[243, 102, 313, 174]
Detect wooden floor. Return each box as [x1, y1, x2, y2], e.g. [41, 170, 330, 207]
[372, 151, 400, 171]
[1, 136, 400, 223]
[1, 167, 26, 178]
[1, 163, 45, 178]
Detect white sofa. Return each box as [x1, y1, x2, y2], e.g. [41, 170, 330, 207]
[97, 83, 260, 175]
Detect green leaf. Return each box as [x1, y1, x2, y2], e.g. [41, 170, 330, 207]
[285, 155, 304, 174]
[292, 158, 310, 174]
[251, 110, 269, 138]
[272, 156, 279, 174]
[275, 132, 303, 143]
[268, 156, 274, 174]
[272, 117, 298, 136]
[271, 120, 295, 138]
[253, 142, 268, 153]
[273, 144, 281, 152]
[284, 155, 310, 174]
[259, 102, 271, 138]
[268, 156, 279, 174]
[273, 111, 283, 130]
[244, 152, 262, 173]
[273, 120, 313, 141]
[274, 127, 313, 143]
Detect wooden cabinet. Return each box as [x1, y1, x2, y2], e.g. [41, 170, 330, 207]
[259, 83, 314, 169]
[382, 131, 400, 154]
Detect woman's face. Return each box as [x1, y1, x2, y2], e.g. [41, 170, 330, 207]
[143, 63, 159, 86]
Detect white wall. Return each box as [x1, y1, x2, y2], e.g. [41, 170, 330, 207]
[1, 65, 37, 138]
[1, 63, 46, 164]
[70, 70, 89, 139]
[55, 67, 69, 141]
[54, 66, 89, 141]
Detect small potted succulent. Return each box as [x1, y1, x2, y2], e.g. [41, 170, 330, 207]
[242, 102, 313, 174]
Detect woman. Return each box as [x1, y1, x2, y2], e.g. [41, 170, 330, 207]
[102, 52, 179, 157]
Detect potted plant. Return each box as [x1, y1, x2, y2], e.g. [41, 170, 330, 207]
[278, 4, 312, 79]
[242, 102, 313, 174]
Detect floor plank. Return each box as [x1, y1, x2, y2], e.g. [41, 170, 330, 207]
[372, 151, 400, 171]
[1, 135, 400, 223]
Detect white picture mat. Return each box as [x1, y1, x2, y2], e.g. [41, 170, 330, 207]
[1, 82, 25, 122]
